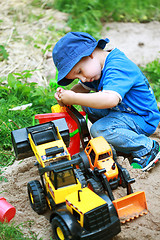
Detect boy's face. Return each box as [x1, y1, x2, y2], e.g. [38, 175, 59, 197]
[65, 54, 102, 83]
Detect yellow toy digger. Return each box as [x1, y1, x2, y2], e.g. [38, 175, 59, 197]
[11, 118, 121, 240]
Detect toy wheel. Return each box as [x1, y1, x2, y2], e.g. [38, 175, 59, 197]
[87, 178, 103, 194]
[78, 151, 90, 173]
[51, 216, 72, 240]
[27, 180, 47, 214]
[74, 168, 87, 188]
[109, 144, 117, 161]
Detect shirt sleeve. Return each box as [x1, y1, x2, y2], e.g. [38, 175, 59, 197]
[102, 90, 122, 102]
[101, 59, 141, 99]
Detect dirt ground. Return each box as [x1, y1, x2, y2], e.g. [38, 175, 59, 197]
[0, 1, 160, 240]
[1, 129, 160, 240]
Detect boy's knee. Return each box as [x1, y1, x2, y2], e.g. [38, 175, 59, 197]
[90, 124, 98, 138]
[90, 119, 116, 139]
[90, 122, 109, 137]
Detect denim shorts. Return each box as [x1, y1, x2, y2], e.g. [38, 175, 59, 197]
[83, 106, 153, 158]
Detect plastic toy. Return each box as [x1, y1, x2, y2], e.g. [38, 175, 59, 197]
[0, 197, 16, 223]
[34, 105, 86, 156]
[64, 105, 148, 223]
[11, 118, 121, 240]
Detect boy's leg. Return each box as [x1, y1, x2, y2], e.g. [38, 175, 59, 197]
[90, 110, 152, 157]
[82, 106, 110, 123]
[86, 108, 160, 171]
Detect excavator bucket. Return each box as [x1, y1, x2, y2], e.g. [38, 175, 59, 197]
[113, 191, 148, 223]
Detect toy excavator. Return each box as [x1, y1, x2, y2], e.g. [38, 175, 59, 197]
[11, 105, 148, 239]
[54, 104, 148, 223]
[11, 118, 121, 240]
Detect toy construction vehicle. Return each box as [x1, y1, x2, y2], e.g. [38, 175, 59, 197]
[64, 105, 148, 223]
[11, 119, 121, 240]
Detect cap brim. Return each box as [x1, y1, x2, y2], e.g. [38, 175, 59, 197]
[58, 78, 74, 86]
[57, 37, 110, 86]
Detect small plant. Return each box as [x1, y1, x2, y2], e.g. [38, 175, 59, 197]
[54, 0, 160, 37]
[0, 169, 8, 182]
[142, 59, 160, 102]
[54, 0, 102, 37]
[0, 221, 26, 240]
[0, 221, 43, 240]
[0, 70, 58, 166]
[0, 45, 9, 61]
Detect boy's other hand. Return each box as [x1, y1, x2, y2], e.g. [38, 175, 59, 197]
[57, 89, 76, 105]
[54, 87, 65, 106]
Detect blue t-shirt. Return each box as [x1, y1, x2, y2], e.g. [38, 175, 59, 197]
[80, 48, 160, 134]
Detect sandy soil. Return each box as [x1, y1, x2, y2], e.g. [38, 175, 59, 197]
[102, 21, 160, 66]
[0, 1, 160, 239]
[0, 127, 160, 240]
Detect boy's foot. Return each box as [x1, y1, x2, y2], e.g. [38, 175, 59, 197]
[131, 140, 160, 171]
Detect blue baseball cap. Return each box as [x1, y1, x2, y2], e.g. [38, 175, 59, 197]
[52, 32, 110, 86]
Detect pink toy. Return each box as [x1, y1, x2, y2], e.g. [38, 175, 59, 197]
[0, 197, 16, 223]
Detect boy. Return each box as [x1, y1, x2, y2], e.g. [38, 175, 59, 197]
[52, 31, 160, 171]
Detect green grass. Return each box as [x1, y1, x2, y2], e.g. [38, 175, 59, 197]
[0, 70, 59, 166]
[53, 0, 160, 37]
[141, 59, 160, 102]
[28, 0, 160, 37]
[0, 68, 78, 167]
[0, 45, 9, 61]
[0, 221, 44, 240]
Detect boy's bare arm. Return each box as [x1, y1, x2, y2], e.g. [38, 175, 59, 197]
[58, 90, 120, 109]
[55, 83, 90, 106]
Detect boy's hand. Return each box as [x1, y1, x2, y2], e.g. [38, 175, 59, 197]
[55, 87, 76, 106]
[54, 87, 65, 106]
[57, 89, 76, 105]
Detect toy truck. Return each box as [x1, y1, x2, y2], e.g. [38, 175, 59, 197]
[65, 105, 148, 223]
[11, 118, 121, 240]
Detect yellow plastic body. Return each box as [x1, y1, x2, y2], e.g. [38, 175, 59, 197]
[113, 191, 148, 223]
[66, 187, 106, 227]
[51, 104, 67, 113]
[28, 128, 82, 206]
[84, 136, 119, 181]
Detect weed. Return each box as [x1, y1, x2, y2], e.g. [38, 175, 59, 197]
[0, 70, 57, 166]
[0, 221, 43, 240]
[0, 169, 8, 182]
[142, 59, 160, 102]
[54, 0, 160, 37]
[27, 12, 44, 23]
[30, 0, 43, 7]
[0, 45, 9, 61]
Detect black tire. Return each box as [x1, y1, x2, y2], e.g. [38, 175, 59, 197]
[109, 144, 117, 161]
[78, 151, 90, 173]
[87, 178, 104, 194]
[27, 180, 47, 214]
[74, 168, 87, 188]
[51, 216, 72, 240]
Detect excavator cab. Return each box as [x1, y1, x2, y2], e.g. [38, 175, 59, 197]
[49, 167, 77, 190]
[85, 137, 119, 182]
